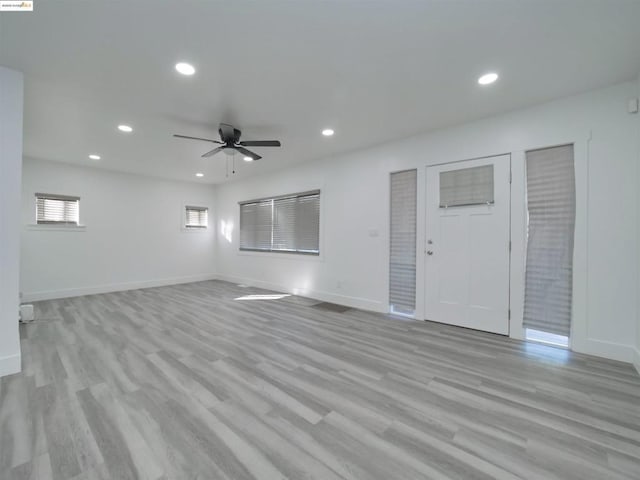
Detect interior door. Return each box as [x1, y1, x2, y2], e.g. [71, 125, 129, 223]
[425, 155, 511, 335]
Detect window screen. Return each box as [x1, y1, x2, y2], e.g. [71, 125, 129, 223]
[36, 193, 80, 225]
[523, 144, 575, 337]
[389, 170, 417, 315]
[185, 206, 208, 228]
[239, 190, 320, 254]
[439, 165, 494, 207]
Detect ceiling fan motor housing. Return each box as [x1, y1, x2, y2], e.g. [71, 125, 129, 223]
[219, 126, 242, 144]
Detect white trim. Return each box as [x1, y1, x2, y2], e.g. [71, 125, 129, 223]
[215, 273, 385, 313]
[567, 137, 590, 357]
[509, 150, 527, 340]
[572, 338, 636, 363]
[21, 273, 217, 302]
[27, 224, 86, 232]
[181, 226, 209, 233]
[0, 353, 21, 378]
[237, 249, 323, 261]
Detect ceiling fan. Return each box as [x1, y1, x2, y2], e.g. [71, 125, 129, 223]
[173, 123, 281, 161]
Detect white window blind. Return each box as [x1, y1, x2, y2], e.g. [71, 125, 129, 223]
[185, 206, 208, 228]
[240, 200, 274, 251]
[523, 144, 575, 337]
[273, 196, 297, 251]
[36, 193, 80, 225]
[439, 165, 494, 207]
[239, 191, 320, 254]
[389, 169, 417, 315]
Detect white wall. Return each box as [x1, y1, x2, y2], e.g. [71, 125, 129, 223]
[21, 158, 216, 301]
[15, 79, 640, 367]
[215, 81, 639, 363]
[0, 67, 24, 377]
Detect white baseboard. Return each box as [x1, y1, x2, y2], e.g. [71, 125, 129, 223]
[21, 273, 218, 302]
[215, 273, 386, 313]
[0, 353, 21, 378]
[573, 338, 637, 364]
[633, 347, 640, 376]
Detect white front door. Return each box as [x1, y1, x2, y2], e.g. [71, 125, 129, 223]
[425, 155, 511, 335]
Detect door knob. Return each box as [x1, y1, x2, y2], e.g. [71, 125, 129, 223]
[427, 250, 433, 255]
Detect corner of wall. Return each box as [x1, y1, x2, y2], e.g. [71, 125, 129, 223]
[0, 66, 24, 378]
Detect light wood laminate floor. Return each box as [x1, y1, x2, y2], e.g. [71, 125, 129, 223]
[2, 280, 640, 479]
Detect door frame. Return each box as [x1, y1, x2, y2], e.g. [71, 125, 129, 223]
[415, 135, 588, 355]
[423, 153, 512, 335]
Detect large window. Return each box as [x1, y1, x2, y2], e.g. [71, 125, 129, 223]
[36, 193, 80, 225]
[185, 206, 208, 229]
[389, 170, 417, 316]
[239, 190, 320, 255]
[523, 144, 575, 345]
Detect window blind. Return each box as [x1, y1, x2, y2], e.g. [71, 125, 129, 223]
[273, 196, 297, 251]
[239, 191, 320, 254]
[36, 193, 80, 225]
[185, 206, 208, 228]
[240, 200, 274, 251]
[439, 165, 494, 207]
[294, 193, 320, 253]
[523, 144, 575, 337]
[389, 169, 417, 315]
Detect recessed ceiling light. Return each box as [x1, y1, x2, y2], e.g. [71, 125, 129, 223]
[322, 128, 334, 136]
[88, 154, 101, 160]
[117, 124, 133, 133]
[243, 156, 253, 162]
[175, 62, 196, 76]
[195, 172, 204, 177]
[478, 72, 499, 85]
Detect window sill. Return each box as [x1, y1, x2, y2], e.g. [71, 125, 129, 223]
[27, 224, 86, 232]
[181, 226, 209, 233]
[237, 249, 323, 261]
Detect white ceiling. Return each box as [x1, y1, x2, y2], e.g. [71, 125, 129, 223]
[2, 0, 640, 184]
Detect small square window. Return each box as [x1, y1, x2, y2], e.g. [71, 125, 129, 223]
[185, 206, 208, 228]
[36, 193, 80, 225]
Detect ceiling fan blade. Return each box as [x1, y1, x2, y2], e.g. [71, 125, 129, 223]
[218, 123, 235, 142]
[239, 140, 281, 147]
[202, 146, 224, 158]
[235, 146, 262, 161]
[173, 134, 222, 144]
